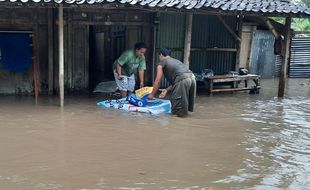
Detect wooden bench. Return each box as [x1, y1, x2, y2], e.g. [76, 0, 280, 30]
[204, 74, 261, 95]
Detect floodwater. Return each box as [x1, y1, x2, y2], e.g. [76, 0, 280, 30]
[0, 78, 309, 190]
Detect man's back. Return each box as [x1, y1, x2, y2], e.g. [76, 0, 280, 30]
[159, 57, 191, 84]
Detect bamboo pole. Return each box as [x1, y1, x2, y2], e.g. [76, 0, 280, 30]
[278, 17, 291, 98]
[58, 5, 64, 107]
[183, 13, 193, 66]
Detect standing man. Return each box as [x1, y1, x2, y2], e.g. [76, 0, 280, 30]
[148, 48, 196, 117]
[113, 42, 147, 98]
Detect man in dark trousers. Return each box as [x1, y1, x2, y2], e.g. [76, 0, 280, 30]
[148, 48, 196, 117]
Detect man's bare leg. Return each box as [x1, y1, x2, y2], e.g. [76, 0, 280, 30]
[120, 91, 127, 98]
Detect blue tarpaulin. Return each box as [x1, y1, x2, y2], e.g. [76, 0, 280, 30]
[0, 33, 32, 72]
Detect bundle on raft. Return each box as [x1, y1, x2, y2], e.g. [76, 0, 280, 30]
[97, 87, 171, 114]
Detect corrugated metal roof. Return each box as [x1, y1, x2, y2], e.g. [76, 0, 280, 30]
[1, 0, 310, 16]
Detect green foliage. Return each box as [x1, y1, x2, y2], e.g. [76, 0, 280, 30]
[292, 18, 310, 31]
[292, 0, 310, 6]
[301, 0, 310, 6]
[270, 0, 310, 32]
[270, 17, 285, 24]
[270, 17, 310, 31]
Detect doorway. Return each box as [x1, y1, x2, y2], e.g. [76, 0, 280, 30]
[89, 25, 126, 90]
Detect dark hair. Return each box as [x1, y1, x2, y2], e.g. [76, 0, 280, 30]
[159, 48, 171, 57]
[134, 42, 147, 50]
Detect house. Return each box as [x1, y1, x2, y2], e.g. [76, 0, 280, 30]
[0, 0, 309, 105]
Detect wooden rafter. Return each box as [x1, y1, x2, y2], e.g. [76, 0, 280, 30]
[262, 17, 280, 39]
[216, 15, 241, 42]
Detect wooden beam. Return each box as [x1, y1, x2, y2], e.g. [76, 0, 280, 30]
[32, 11, 40, 103]
[166, 47, 237, 52]
[191, 48, 237, 52]
[72, 21, 151, 26]
[32, 29, 39, 103]
[263, 17, 280, 39]
[85, 25, 90, 90]
[58, 5, 64, 107]
[0, 19, 47, 25]
[278, 17, 291, 98]
[48, 8, 54, 95]
[152, 24, 157, 83]
[67, 10, 73, 89]
[235, 15, 243, 71]
[183, 13, 193, 66]
[211, 87, 261, 93]
[216, 15, 241, 42]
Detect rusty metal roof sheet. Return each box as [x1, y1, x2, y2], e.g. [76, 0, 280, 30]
[1, 0, 310, 16]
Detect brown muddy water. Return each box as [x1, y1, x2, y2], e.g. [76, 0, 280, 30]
[0, 79, 309, 190]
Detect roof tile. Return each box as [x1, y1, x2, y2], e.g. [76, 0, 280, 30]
[194, 0, 206, 9]
[1, 0, 309, 16]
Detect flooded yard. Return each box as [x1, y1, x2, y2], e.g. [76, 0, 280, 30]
[0, 78, 309, 190]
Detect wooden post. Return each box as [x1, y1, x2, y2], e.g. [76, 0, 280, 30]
[152, 25, 157, 83]
[48, 8, 54, 95]
[235, 15, 243, 71]
[32, 11, 40, 103]
[58, 5, 64, 107]
[67, 10, 73, 89]
[32, 30, 39, 103]
[85, 25, 90, 89]
[278, 17, 291, 98]
[183, 13, 193, 66]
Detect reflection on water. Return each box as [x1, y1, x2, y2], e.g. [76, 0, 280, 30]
[0, 79, 309, 190]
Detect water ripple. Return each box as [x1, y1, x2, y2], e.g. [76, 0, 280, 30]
[216, 97, 310, 189]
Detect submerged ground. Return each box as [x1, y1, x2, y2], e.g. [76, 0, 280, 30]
[0, 78, 309, 190]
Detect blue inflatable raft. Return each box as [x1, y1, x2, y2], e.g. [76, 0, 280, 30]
[97, 98, 171, 115]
